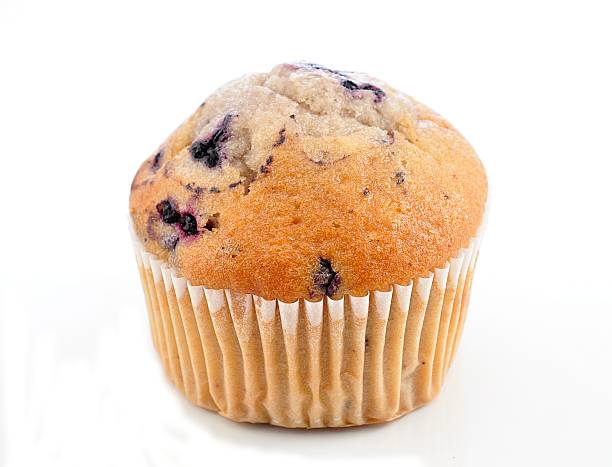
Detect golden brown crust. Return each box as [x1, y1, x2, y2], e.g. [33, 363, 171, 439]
[129, 64, 487, 302]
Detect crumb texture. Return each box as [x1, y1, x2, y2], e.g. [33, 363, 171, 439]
[130, 63, 487, 301]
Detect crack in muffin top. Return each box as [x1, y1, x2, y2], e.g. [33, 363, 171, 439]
[130, 62, 487, 301]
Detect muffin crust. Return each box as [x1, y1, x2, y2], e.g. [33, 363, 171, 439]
[130, 63, 487, 302]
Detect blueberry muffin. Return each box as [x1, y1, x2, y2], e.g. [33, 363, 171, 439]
[129, 62, 487, 428]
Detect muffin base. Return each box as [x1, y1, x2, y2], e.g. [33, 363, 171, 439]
[131, 227, 483, 428]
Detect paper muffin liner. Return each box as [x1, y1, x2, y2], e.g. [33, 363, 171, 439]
[130, 223, 485, 428]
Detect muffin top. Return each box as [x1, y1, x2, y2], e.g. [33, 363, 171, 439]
[130, 63, 487, 302]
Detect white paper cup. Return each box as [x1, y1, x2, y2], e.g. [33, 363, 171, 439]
[131, 222, 484, 428]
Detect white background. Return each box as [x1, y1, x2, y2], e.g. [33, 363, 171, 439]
[1, 1, 611, 466]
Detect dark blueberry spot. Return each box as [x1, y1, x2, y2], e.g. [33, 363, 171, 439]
[156, 200, 181, 224]
[299, 63, 385, 101]
[273, 128, 286, 147]
[313, 257, 341, 297]
[363, 188, 370, 197]
[395, 171, 406, 185]
[359, 83, 386, 102]
[209, 187, 220, 193]
[289, 114, 296, 119]
[260, 155, 274, 173]
[229, 181, 242, 189]
[178, 213, 198, 236]
[185, 182, 205, 195]
[190, 139, 220, 168]
[443, 193, 450, 200]
[190, 114, 234, 168]
[340, 79, 359, 91]
[341, 80, 385, 102]
[151, 151, 163, 172]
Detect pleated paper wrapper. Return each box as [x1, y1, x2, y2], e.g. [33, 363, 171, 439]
[131, 224, 484, 428]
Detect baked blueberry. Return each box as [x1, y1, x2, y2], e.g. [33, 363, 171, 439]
[190, 139, 220, 168]
[273, 128, 286, 147]
[260, 155, 273, 173]
[299, 63, 385, 101]
[178, 213, 198, 236]
[341, 79, 385, 102]
[359, 83, 385, 102]
[190, 114, 234, 168]
[340, 79, 360, 91]
[151, 151, 163, 171]
[156, 199, 181, 224]
[185, 182, 205, 194]
[313, 257, 341, 297]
